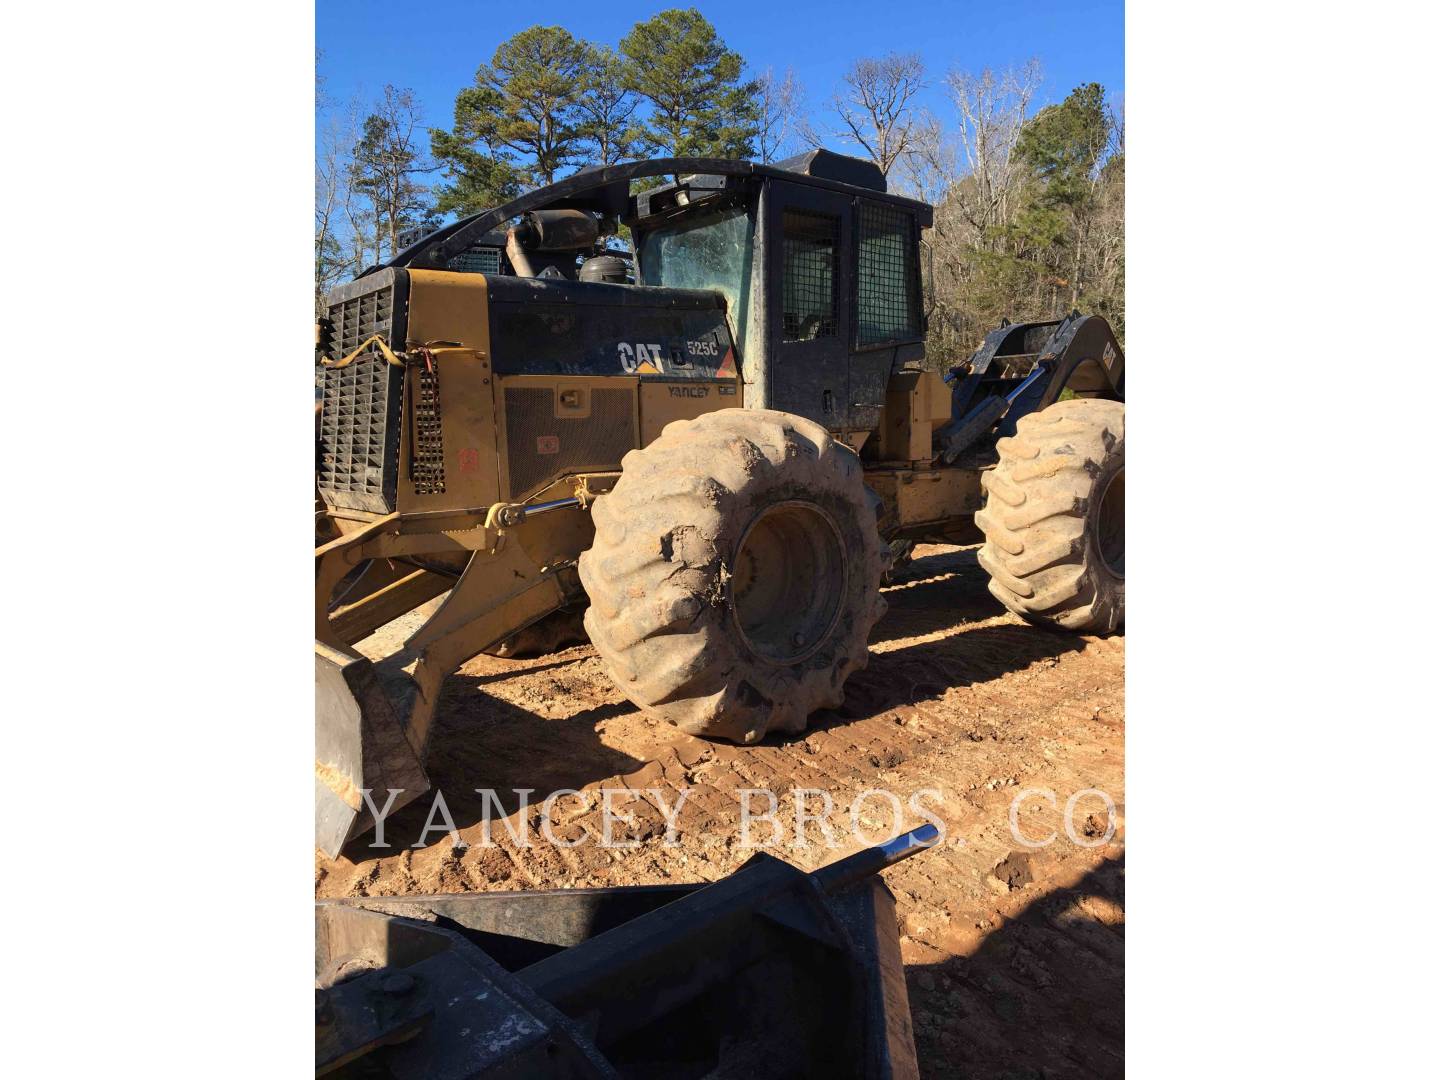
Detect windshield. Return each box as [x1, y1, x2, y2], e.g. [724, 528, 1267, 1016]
[639, 206, 753, 350]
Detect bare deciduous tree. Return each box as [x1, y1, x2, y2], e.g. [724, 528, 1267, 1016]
[822, 53, 928, 176]
[894, 109, 954, 204]
[945, 59, 1042, 241]
[1107, 94, 1125, 159]
[350, 85, 433, 264]
[315, 96, 362, 306]
[913, 60, 1046, 358]
[755, 66, 804, 163]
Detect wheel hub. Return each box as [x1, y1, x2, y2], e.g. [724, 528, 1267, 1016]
[731, 501, 846, 664]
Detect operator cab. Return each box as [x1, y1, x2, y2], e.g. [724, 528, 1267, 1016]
[625, 150, 932, 436]
[379, 150, 932, 437]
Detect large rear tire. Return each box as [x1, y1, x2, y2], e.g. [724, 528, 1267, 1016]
[579, 409, 888, 743]
[976, 399, 1124, 633]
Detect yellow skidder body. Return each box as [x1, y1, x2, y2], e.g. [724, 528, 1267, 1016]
[314, 153, 1124, 855]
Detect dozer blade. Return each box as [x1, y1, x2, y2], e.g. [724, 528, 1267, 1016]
[315, 641, 430, 859]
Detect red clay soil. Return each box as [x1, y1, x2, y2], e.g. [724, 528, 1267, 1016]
[316, 543, 1125, 1079]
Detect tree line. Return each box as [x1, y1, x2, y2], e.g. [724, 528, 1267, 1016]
[316, 8, 1124, 358]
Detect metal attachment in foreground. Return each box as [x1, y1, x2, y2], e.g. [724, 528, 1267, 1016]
[316, 826, 938, 1077]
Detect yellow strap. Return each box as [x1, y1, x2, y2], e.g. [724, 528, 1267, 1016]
[320, 333, 405, 369]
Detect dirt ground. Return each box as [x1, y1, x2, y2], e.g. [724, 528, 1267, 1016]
[315, 543, 1125, 1079]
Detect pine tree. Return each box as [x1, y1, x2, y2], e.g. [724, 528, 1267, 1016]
[619, 9, 758, 159]
[576, 43, 639, 166]
[1009, 83, 1113, 311]
[477, 25, 589, 184]
[430, 82, 522, 216]
[431, 26, 592, 210]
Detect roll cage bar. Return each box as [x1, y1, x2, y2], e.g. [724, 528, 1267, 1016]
[368, 156, 930, 279]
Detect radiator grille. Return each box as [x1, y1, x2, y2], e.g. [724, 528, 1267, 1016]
[322, 283, 394, 360]
[317, 281, 402, 513]
[504, 387, 636, 499]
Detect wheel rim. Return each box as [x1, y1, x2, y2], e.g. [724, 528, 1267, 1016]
[1094, 466, 1125, 577]
[731, 500, 846, 664]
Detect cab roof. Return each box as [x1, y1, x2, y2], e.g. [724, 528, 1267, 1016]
[375, 152, 932, 278]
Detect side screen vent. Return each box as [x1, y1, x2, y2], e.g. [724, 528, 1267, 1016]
[410, 365, 445, 495]
[503, 387, 636, 500]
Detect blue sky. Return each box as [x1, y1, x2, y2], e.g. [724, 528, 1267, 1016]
[318, 0, 1123, 148]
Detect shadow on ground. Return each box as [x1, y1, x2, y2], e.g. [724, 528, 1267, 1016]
[786, 620, 1087, 746]
[908, 855, 1125, 1080]
[343, 543, 1100, 851]
[342, 683, 644, 857]
[873, 546, 1010, 644]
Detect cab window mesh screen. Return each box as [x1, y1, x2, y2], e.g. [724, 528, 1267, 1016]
[782, 210, 838, 341]
[857, 204, 919, 345]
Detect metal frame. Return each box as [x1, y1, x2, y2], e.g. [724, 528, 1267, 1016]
[369, 156, 930, 280]
[315, 827, 936, 1078]
[314, 471, 613, 858]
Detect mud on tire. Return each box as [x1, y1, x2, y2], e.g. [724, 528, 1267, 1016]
[976, 399, 1124, 633]
[578, 409, 889, 743]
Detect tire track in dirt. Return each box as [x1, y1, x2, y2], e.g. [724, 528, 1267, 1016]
[315, 544, 1124, 1078]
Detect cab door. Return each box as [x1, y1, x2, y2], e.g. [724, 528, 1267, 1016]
[762, 179, 853, 430]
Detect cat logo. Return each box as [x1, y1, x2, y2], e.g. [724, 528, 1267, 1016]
[618, 342, 665, 374]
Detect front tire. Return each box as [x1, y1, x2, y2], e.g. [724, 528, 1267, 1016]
[578, 409, 888, 743]
[976, 399, 1124, 632]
